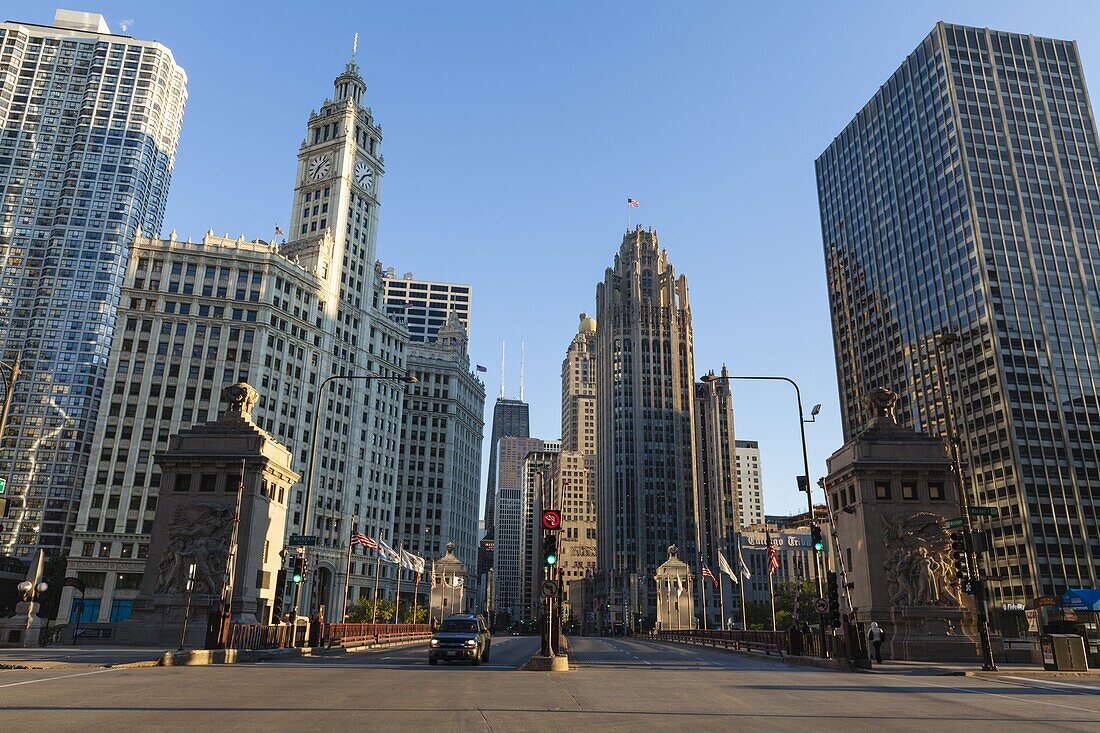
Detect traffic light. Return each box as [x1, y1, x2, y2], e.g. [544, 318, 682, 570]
[272, 567, 287, 620]
[291, 556, 305, 584]
[811, 525, 824, 552]
[826, 571, 841, 628]
[951, 531, 970, 578]
[543, 534, 558, 567]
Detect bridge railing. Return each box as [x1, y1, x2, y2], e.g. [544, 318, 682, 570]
[319, 623, 432, 649]
[656, 629, 788, 656]
[228, 622, 303, 650]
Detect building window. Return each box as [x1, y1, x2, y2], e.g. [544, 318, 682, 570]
[901, 482, 917, 501]
[174, 473, 192, 492]
[929, 483, 945, 501]
[199, 474, 217, 492]
[70, 599, 101, 623]
[109, 599, 134, 623]
[874, 482, 891, 500]
[115, 573, 143, 591]
[76, 571, 107, 589]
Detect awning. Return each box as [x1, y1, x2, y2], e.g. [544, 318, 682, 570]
[1062, 589, 1100, 611]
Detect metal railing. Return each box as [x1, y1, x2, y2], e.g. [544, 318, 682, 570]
[656, 627, 861, 660]
[319, 623, 432, 649]
[227, 623, 305, 650]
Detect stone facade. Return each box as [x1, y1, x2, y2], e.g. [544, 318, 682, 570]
[596, 227, 699, 625]
[655, 545, 695, 631]
[823, 389, 986, 661]
[118, 384, 297, 647]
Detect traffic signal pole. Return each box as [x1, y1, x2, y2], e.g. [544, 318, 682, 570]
[936, 334, 997, 671]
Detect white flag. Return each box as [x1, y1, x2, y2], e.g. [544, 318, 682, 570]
[676, 573, 684, 597]
[377, 540, 400, 564]
[717, 552, 738, 584]
[739, 555, 752, 579]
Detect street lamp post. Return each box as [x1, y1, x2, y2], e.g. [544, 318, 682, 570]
[702, 373, 826, 649]
[294, 372, 417, 618]
[935, 332, 998, 671]
[17, 578, 48, 648]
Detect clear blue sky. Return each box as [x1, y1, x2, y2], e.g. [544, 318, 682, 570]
[20, 1, 1100, 516]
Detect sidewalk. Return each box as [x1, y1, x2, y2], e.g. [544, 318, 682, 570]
[865, 658, 1100, 679]
[0, 646, 166, 669]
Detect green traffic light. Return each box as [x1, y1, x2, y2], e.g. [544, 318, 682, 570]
[292, 572, 303, 583]
[546, 553, 557, 566]
[813, 541, 824, 551]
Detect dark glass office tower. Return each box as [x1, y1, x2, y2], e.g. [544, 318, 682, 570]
[478, 397, 529, 579]
[817, 22, 1100, 611]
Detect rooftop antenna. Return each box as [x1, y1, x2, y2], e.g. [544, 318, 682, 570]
[520, 339, 526, 402]
[499, 341, 506, 400]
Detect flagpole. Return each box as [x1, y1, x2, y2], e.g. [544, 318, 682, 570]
[718, 561, 727, 631]
[371, 553, 381, 624]
[342, 530, 354, 622]
[769, 569, 777, 632]
[737, 538, 748, 630]
[393, 544, 403, 624]
[699, 562, 708, 631]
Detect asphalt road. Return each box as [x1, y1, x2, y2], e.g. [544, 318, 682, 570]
[1, 635, 1098, 732]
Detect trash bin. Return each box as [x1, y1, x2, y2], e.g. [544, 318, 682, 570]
[1041, 634, 1089, 671]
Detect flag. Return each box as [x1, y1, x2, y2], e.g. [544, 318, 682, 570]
[717, 552, 738, 584]
[740, 554, 753, 579]
[767, 536, 780, 576]
[476, 364, 487, 373]
[377, 539, 400, 564]
[350, 531, 378, 550]
[701, 563, 718, 589]
[676, 573, 684, 597]
[274, 224, 285, 237]
[627, 198, 639, 207]
[431, 560, 437, 590]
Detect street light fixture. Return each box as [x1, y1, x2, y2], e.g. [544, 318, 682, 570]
[934, 331, 998, 671]
[294, 372, 418, 617]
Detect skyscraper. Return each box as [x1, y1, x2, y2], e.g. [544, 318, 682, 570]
[595, 227, 699, 623]
[0, 10, 187, 558]
[555, 313, 598, 615]
[58, 57, 409, 623]
[483, 398, 531, 535]
[491, 435, 543, 619]
[734, 440, 764, 528]
[693, 367, 738, 627]
[382, 269, 472, 343]
[395, 314, 485, 577]
[817, 22, 1100, 612]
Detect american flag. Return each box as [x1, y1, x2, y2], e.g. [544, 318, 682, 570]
[767, 538, 780, 576]
[701, 563, 718, 588]
[476, 364, 487, 373]
[626, 198, 639, 207]
[274, 224, 285, 236]
[350, 531, 378, 550]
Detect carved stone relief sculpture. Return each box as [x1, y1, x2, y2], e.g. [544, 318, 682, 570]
[154, 502, 233, 595]
[881, 511, 963, 608]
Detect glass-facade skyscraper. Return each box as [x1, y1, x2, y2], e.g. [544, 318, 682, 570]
[817, 22, 1100, 611]
[0, 11, 187, 558]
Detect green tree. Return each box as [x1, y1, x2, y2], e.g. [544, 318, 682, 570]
[345, 597, 393, 624]
[743, 580, 819, 631]
[402, 604, 426, 624]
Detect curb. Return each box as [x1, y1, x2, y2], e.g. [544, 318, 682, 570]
[521, 654, 571, 671]
[650, 637, 864, 672]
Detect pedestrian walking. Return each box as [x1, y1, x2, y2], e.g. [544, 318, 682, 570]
[867, 621, 885, 664]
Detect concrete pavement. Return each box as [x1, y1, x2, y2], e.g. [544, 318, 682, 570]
[0, 646, 166, 669]
[0, 635, 1097, 731]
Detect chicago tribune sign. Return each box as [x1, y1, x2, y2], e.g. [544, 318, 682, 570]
[743, 533, 810, 548]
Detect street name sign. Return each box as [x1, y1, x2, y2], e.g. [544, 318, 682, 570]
[970, 506, 997, 517]
[288, 534, 318, 546]
[946, 517, 964, 529]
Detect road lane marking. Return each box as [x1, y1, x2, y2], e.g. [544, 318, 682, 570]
[1000, 676, 1100, 693]
[0, 668, 116, 689]
[879, 672, 1100, 715]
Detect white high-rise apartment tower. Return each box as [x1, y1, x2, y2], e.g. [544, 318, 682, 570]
[0, 10, 187, 559]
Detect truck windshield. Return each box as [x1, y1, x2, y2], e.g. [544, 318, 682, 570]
[438, 620, 478, 633]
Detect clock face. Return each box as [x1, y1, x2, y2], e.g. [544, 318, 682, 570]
[307, 154, 331, 181]
[354, 161, 374, 190]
